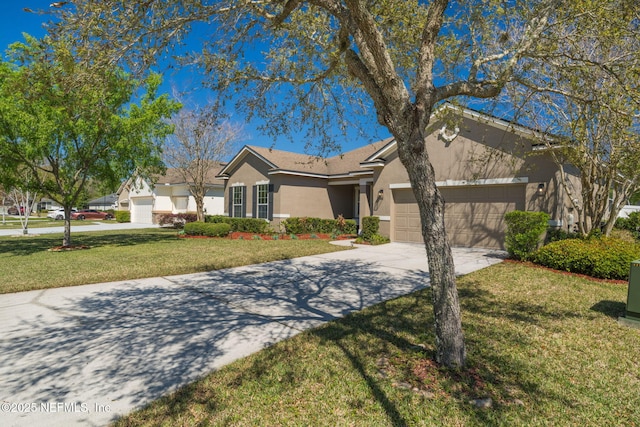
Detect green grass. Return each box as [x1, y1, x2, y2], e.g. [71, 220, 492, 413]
[114, 262, 640, 427]
[0, 228, 348, 294]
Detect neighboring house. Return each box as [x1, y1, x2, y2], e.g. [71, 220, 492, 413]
[618, 205, 640, 219]
[217, 105, 581, 249]
[87, 193, 118, 210]
[36, 198, 59, 211]
[117, 166, 226, 224]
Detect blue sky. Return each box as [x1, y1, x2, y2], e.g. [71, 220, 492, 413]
[1, 2, 387, 157]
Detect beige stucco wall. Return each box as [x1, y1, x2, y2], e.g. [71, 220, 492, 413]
[224, 153, 272, 218]
[370, 118, 579, 237]
[223, 153, 354, 227]
[277, 176, 333, 218]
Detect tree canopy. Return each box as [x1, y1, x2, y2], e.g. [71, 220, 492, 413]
[507, 0, 640, 236]
[0, 34, 181, 246]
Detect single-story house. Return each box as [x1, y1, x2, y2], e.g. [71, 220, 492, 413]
[117, 166, 226, 224]
[87, 193, 118, 210]
[216, 105, 581, 249]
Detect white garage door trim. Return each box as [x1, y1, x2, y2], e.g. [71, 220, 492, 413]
[130, 197, 154, 224]
[389, 177, 528, 190]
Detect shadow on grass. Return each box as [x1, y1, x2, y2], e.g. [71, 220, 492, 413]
[0, 229, 179, 256]
[590, 300, 626, 319]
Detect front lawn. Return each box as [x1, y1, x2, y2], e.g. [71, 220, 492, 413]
[114, 261, 640, 427]
[0, 228, 348, 294]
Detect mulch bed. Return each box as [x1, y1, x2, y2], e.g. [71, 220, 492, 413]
[503, 258, 628, 285]
[179, 232, 356, 241]
[229, 232, 353, 240]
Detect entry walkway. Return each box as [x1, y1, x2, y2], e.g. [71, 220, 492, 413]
[0, 243, 505, 426]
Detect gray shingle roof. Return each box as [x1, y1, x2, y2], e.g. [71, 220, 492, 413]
[245, 139, 391, 176]
[155, 162, 227, 186]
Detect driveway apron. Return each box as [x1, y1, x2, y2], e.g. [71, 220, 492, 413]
[0, 243, 505, 426]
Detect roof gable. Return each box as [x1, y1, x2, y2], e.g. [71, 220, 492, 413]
[218, 140, 392, 180]
[361, 104, 540, 167]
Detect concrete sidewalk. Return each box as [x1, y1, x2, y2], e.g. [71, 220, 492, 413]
[0, 243, 505, 426]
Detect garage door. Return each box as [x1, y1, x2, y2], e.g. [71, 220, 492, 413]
[393, 185, 525, 249]
[130, 197, 154, 224]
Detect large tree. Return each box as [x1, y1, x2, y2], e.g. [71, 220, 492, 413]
[0, 35, 180, 246]
[508, 2, 640, 236]
[51, 0, 616, 367]
[164, 105, 243, 222]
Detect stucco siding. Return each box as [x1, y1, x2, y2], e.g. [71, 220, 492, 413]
[278, 177, 333, 218]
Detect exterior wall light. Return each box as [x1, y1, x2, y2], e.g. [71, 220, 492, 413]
[378, 189, 384, 199]
[537, 183, 546, 195]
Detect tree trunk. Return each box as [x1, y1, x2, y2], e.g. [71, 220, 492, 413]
[396, 129, 466, 368]
[63, 207, 72, 247]
[195, 195, 205, 222]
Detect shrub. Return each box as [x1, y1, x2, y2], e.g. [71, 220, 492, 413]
[205, 215, 269, 233]
[504, 211, 550, 260]
[282, 216, 357, 235]
[615, 211, 640, 240]
[533, 237, 640, 280]
[158, 213, 198, 229]
[184, 222, 231, 237]
[545, 227, 581, 244]
[610, 229, 637, 243]
[115, 211, 131, 223]
[369, 234, 390, 245]
[354, 216, 389, 245]
[361, 216, 380, 241]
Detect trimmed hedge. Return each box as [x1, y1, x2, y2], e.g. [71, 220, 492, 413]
[361, 216, 380, 241]
[115, 211, 131, 223]
[282, 216, 357, 235]
[184, 222, 231, 237]
[504, 211, 550, 260]
[533, 237, 640, 280]
[205, 215, 269, 233]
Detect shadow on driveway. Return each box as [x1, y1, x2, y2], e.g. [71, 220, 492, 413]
[0, 257, 428, 426]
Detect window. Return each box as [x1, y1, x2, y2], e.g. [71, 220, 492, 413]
[174, 196, 188, 211]
[231, 186, 245, 218]
[256, 184, 269, 219]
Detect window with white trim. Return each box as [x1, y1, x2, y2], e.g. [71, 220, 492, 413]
[232, 186, 244, 218]
[256, 183, 269, 219]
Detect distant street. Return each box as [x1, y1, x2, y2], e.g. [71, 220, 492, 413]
[0, 221, 159, 237]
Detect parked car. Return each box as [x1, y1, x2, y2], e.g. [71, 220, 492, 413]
[70, 209, 114, 220]
[6, 206, 28, 215]
[47, 208, 77, 220]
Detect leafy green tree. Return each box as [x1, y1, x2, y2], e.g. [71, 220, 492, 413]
[50, 0, 619, 368]
[0, 35, 180, 246]
[508, 0, 640, 237]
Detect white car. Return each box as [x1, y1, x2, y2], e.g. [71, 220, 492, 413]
[47, 208, 77, 220]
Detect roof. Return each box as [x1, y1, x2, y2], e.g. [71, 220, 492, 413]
[155, 163, 227, 186]
[218, 139, 392, 179]
[218, 103, 548, 179]
[88, 193, 118, 205]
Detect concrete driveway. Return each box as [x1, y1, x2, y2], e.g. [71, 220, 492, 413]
[0, 243, 505, 426]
